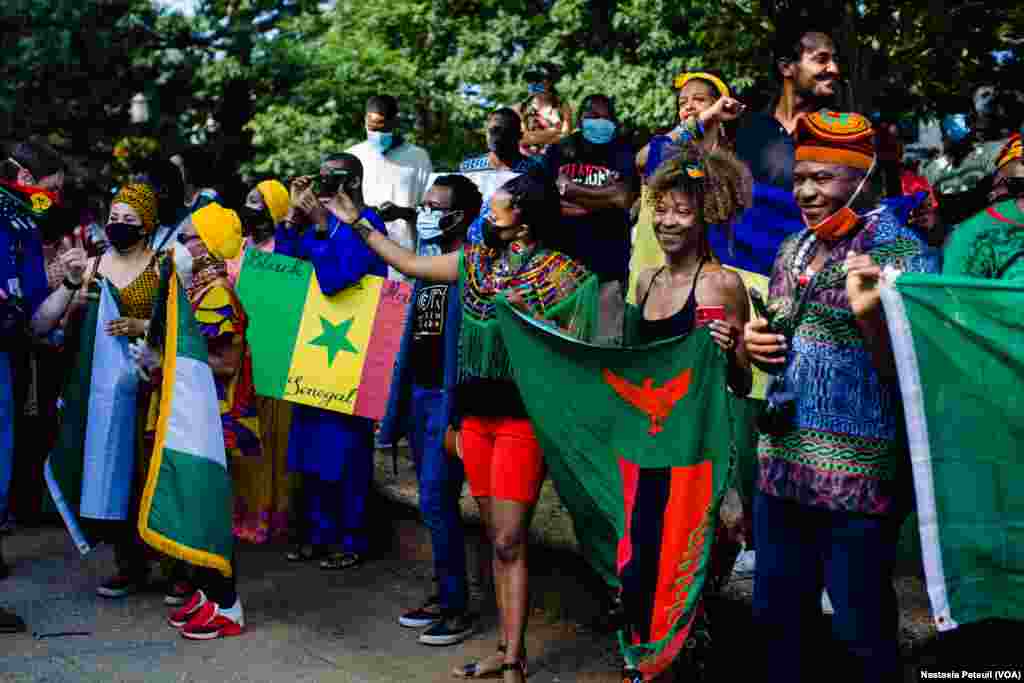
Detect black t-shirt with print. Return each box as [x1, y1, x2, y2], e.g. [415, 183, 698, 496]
[410, 283, 450, 388]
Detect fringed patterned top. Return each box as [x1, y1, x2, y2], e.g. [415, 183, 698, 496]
[757, 208, 939, 515]
[456, 241, 598, 417]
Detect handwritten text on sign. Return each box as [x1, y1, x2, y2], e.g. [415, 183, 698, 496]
[237, 249, 411, 420]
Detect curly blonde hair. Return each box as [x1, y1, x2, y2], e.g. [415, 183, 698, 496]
[647, 141, 752, 226]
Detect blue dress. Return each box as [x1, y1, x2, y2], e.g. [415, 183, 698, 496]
[274, 210, 388, 482]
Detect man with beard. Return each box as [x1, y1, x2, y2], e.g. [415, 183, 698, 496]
[380, 175, 482, 647]
[544, 93, 638, 343]
[460, 108, 546, 244]
[718, 23, 841, 278]
[277, 154, 388, 570]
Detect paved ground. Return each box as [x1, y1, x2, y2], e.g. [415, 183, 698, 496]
[0, 468, 1014, 682]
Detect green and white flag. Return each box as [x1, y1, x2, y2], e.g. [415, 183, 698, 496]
[138, 268, 233, 576]
[881, 273, 1024, 630]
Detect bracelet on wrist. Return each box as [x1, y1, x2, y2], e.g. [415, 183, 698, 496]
[63, 276, 83, 291]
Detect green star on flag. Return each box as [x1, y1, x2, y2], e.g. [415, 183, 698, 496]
[309, 316, 358, 365]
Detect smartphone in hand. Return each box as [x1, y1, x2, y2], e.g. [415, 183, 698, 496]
[696, 305, 726, 328]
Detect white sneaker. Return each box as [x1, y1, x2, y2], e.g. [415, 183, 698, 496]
[732, 549, 756, 577]
[821, 590, 834, 615]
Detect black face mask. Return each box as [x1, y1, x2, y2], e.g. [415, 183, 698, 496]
[239, 206, 274, 240]
[481, 216, 513, 250]
[487, 127, 520, 158]
[105, 222, 145, 252]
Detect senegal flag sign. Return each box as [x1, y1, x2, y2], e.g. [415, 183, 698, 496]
[236, 250, 410, 420]
[881, 274, 1024, 630]
[496, 300, 734, 678]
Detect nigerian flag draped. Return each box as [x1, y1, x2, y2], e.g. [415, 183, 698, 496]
[138, 267, 233, 576]
[881, 273, 1024, 630]
[496, 300, 734, 678]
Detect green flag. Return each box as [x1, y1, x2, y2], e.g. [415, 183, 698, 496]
[881, 273, 1024, 629]
[496, 300, 734, 678]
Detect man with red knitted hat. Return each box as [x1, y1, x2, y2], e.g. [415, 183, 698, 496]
[742, 111, 938, 682]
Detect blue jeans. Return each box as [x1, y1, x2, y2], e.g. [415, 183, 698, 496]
[753, 491, 902, 683]
[410, 386, 468, 614]
[0, 352, 13, 526]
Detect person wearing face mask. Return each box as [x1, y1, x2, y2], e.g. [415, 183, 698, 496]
[378, 175, 482, 647]
[543, 93, 638, 343]
[0, 140, 75, 635]
[222, 178, 297, 547]
[460, 107, 548, 245]
[347, 174, 598, 683]
[514, 62, 573, 159]
[150, 203, 256, 640]
[742, 112, 938, 683]
[944, 134, 1024, 280]
[276, 153, 389, 571]
[347, 95, 433, 282]
[40, 184, 165, 602]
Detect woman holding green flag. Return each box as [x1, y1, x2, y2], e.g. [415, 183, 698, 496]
[349, 173, 598, 683]
[43, 183, 163, 599]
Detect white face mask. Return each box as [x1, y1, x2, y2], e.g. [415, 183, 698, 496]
[173, 241, 194, 290]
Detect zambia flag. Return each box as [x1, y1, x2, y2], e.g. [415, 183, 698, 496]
[139, 268, 233, 576]
[496, 301, 734, 677]
[881, 274, 1024, 629]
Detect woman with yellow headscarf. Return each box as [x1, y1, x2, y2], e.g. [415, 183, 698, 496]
[227, 179, 296, 545]
[44, 183, 167, 600]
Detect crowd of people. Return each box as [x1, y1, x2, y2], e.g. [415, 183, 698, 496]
[1, 17, 1022, 683]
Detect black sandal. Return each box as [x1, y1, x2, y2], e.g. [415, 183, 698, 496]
[285, 544, 326, 562]
[319, 551, 362, 570]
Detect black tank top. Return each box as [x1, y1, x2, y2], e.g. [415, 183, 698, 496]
[636, 260, 705, 344]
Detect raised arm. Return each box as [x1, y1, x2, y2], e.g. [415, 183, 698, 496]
[352, 218, 459, 284]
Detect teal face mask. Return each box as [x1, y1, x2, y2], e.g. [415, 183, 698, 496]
[367, 130, 394, 155]
[581, 118, 616, 145]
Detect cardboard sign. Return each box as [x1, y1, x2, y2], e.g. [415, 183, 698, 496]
[237, 249, 410, 420]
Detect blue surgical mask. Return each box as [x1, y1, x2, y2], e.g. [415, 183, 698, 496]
[941, 114, 970, 144]
[416, 208, 445, 241]
[581, 118, 616, 145]
[367, 130, 394, 155]
[527, 83, 547, 95]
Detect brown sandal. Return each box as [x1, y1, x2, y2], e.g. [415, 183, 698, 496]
[453, 644, 528, 679]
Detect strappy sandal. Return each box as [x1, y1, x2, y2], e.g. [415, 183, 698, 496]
[500, 660, 527, 682]
[319, 551, 362, 570]
[285, 544, 326, 563]
[453, 645, 528, 679]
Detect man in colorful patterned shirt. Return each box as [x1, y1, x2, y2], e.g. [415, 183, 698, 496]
[743, 111, 938, 682]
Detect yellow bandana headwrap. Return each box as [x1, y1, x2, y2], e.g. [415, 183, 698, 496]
[256, 179, 290, 224]
[995, 134, 1022, 172]
[112, 183, 158, 235]
[673, 72, 731, 99]
[192, 202, 243, 261]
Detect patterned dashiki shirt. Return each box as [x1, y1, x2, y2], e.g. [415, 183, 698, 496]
[757, 207, 939, 516]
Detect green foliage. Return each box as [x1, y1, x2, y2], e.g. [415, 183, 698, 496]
[2, 0, 1020, 190]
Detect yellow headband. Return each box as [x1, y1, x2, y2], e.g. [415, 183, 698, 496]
[673, 72, 731, 99]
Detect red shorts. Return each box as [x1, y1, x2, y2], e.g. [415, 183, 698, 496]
[459, 416, 545, 503]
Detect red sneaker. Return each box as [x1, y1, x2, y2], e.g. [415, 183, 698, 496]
[168, 590, 207, 629]
[181, 599, 245, 640]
